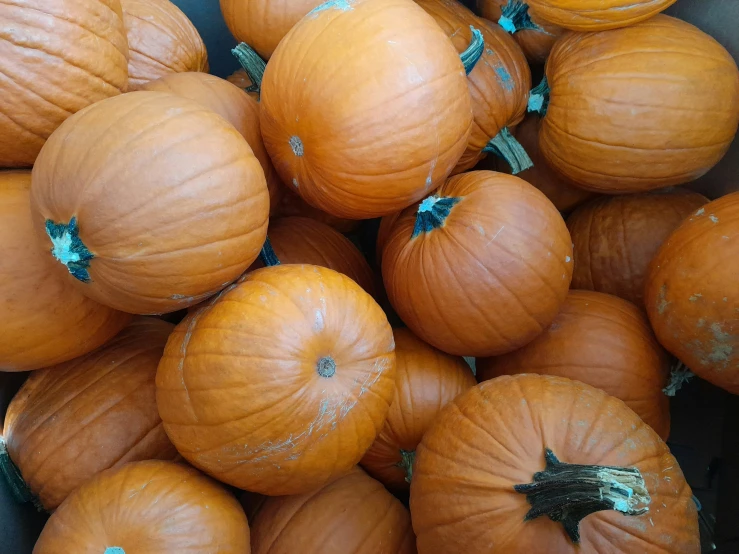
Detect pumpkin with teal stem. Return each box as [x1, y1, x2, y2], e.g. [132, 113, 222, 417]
[382, 170, 573, 357]
[523, 0, 677, 31]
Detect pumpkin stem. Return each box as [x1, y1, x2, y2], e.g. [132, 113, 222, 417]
[232, 43, 266, 96]
[528, 75, 550, 115]
[317, 356, 336, 378]
[498, 0, 543, 34]
[412, 196, 462, 238]
[663, 360, 694, 397]
[397, 449, 415, 483]
[482, 128, 533, 174]
[514, 448, 650, 544]
[45, 217, 94, 283]
[0, 438, 44, 512]
[460, 26, 485, 75]
[259, 236, 281, 267]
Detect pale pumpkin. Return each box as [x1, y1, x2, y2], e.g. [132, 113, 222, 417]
[524, 0, 677, 31]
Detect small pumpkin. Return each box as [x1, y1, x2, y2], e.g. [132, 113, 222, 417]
[30, 91, 269, 315]
[260, 0, 473, 219]
[383, 170, 572, 357]
[646, 192, 739, 394]
[478, 290, 671, 440]
[122, 0, 208, 90]
[410, 374, 699, 553]
[33, 461, 250, 553]
[156, 265, 396, 495]
[523, 0, 677, 31]
[0, 172, 130, 372]
[568, 189, 709, 308]
[251, 467, 415, 554]
[537, 15, 739, 193]
[0, 0, 128, 167]
[228, 68, 258, 95]
[360, 328, 476, 491]
[273, 186, 360, 233]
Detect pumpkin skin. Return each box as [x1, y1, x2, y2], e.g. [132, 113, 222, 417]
[33, 460, 250, 554]
[273, 186, 360, 233]
[645, 193, 739, 394]
[3, 318, 178, 511]
[410, 374, 699, 553]
[383, 170, 573, 357]
[376, 211, 403, 266]
[568, 189, 709, 309]
[526, 0, 677, 31]
[156, 265, 396, 495]
[0, 0, 128, 168]
[30, 91, 269, 315]
[0, 172, 130, 372]
[260, 0, 473, 219]
[360, 328, 476, 491]
[540, 15, 739, 193]
[478, 291, 671, 440]
[122, 0, 208, 91]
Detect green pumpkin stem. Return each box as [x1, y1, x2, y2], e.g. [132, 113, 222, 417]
[528, 75, 550, 115]
[397, 449, 416, 483]
[0, 438, 44, 512]
[45, 217, 94, 283]
[498, 0, 543, 34]
[663, 360, 694, 397]
[460, 26, 485, 75]
[412, 196, 462, 238]
[232, 43, 267, 95]
[259, 236, 281, 267]
[483, 127, 533, 174]
[514, 448, 651, 544]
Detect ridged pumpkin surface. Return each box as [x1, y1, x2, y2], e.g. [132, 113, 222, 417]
[526, 0, 677, 31]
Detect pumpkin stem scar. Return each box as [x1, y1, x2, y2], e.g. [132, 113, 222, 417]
[663, 360, 694, 396]
[498, 0, 544, 34]
[289, 136, 304, 157]
[0, 437, 44, 512]
[396, 449, 415, 483]
[527, 75, 550, 115]
[460, 26, 485, 75]
[514, 448, 651, 544]
[483, 127, 533, 174]
[316, 356, 336, 378]
[259, 236, 281, 267]
[231, 42, 266, 95]
[45, 217, 94, 283]
[104, 548, 126, 554]
[412, 196, 461, 238]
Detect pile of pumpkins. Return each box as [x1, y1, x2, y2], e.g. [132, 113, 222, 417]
[1, 0, 737, 552]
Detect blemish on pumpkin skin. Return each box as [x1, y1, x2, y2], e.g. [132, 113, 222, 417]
[695, 208, 705, 216]
[689, 294, 702, 302]
[656, 285, 670, 315]
[709, 215, 719, 223]
[292, 178, 299, 188]
[307, 0, 354, 17]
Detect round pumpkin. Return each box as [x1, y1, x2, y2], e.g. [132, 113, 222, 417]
[0, 172, 130, 372]
[0, 0, 128, 168]
[122, 0, 208, 90]
[156, 265, 396, 495]
[251, 467, 415, 554]
[539, 15, 739, 193]
[376, 211, 403, 266]
[478, 290, 671, 440]
[410, 374, 699, 553]
[360, 328, 476, 491]
[645, 192, 739, 394]
[568, 189, 709, 308]
[383, 170, 573, 357]
[524, 0, 677, 31]
[260, 0, 473, 219]
[30, 91, 269, 315]
[33, 460, 250, 553]
[273, 186, 360, 233]
[228, 68, 257, 94]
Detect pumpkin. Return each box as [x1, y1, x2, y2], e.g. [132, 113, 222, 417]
[0, 0, 128, 168]
[228, 68, 257, 95]
[30, 91, 269, 315]
[382, 170, 573, 357]
[273, 186, 360, 233]
[156, 265, 396, 495]
[2, 318, 178, 511]
[537, 15, 739, 193]
[376, 211, 403, 266]
[0, 172, 130, 372]
[122, 0, 208, 90]
[568, 189, 709, 308]
[259, 0, 473, 219]
[251, 467, 415, 554]
[360, 328, 476, 491]
[410, 374, 699, 553]
[645, 192, 739, 394]
[523, 0, 677, 31]
[33, 461, 250, 553]
[477, 290, 671, 440]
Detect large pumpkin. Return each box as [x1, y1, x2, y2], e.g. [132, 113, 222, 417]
[646, 192, 739, 394]
[568, 189, 709, 309]
[156, 265, 396, 495]
[33, 461, 250, 553]
[272, 186, 360, 233]
[260, 0, 472, 219]
[30, 91, 269, 315]
[410, 374, 699, 553]
[0, 172, 130, 372]
[524, 0, 677, 31]
[478, 290, 671, 440]
[383, 170, 572, 357]
[0, 0, 128, 167]
[2, 318, 178, 511]
[122, 0, 208, 90]
[360, 328, 476, 491]
[538, 15, 739, 193]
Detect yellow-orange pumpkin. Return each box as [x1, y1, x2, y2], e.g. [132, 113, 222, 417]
[524, 0, 677, 31]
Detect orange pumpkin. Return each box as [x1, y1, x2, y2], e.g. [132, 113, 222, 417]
[383, 170, 573, 356]
[273, 186, 360, 233]
[156, 265, 396, 495]
[568, 189, 709, 309]
[478, 291, 671, 440]
[0, 172, 130, 372]
[360, 328, 476, 491]
[538, 15, 739, 193]
[228, 68, 257, 93]
[411, 375, 699, 553]
[376, 211, 403, 266]
[2, 318, 178, 511]
[524, 0, 677, 31]
[0, 0, 128, 167]
[260, 0, 472, 219]
[30, 91, 269, 315]
[33, 461, 250, 553]
[122, 0, 208, 90]
[646, 193, 739, 394]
